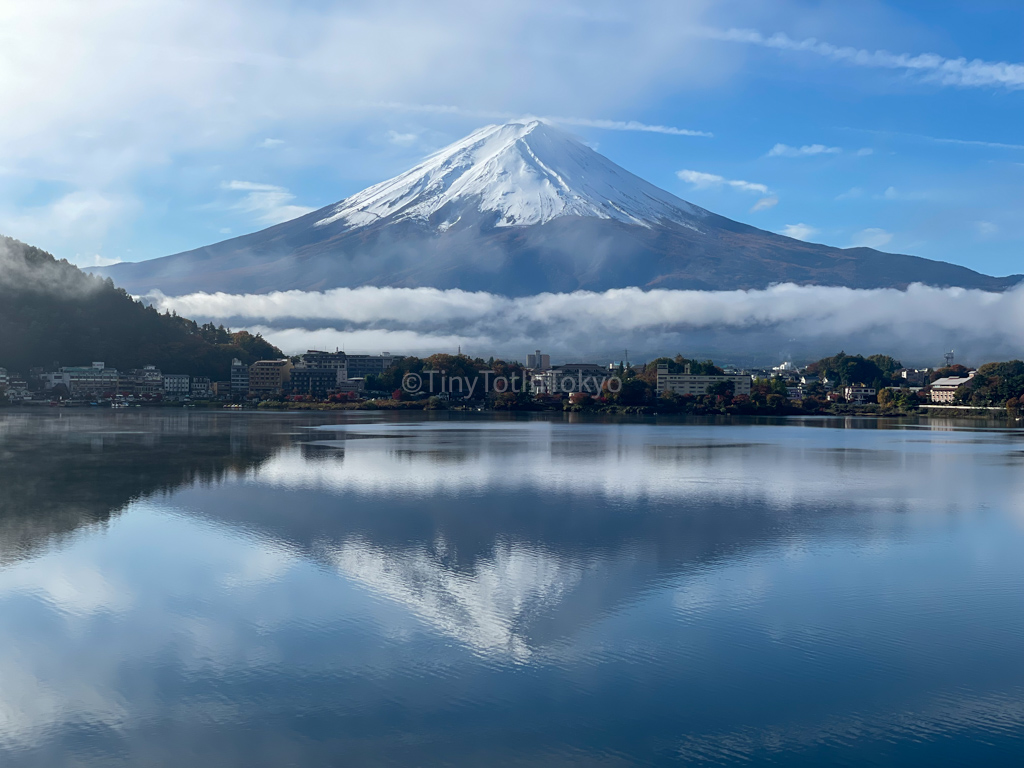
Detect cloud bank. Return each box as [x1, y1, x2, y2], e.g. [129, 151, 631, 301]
[142, 283, 1024, 366]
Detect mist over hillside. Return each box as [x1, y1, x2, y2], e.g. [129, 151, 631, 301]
[0, 235, 282, 377]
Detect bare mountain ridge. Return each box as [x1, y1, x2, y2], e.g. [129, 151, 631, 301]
[98, 121, 1022, 296]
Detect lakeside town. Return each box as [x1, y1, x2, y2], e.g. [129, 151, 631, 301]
[1, 348, 1017, 417]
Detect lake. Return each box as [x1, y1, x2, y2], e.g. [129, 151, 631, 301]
[1, 409, 1023, 766]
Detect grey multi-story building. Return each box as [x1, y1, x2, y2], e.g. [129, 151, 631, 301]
[230, 358, 249, 395]
[526, 350, 551, 371]
[125, 366, 164, 395]
[298, 350, 347, 373]
[289, 367, 339, 398]
[342, 353, 396, 380]
[163, 374, 191, 398]
[191, 377, 212, 398]
[298, 350, 396, 382]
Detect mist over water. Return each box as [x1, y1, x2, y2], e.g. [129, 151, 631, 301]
[145, 282, 1024, 365]
[1, 410, 1024, 766]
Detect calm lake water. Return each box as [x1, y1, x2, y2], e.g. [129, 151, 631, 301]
[1, 409, 1023, 766]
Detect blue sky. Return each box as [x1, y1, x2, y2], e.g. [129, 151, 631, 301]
[1, 0, 1022, 277]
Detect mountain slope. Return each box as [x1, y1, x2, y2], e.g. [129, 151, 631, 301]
[97, 121, 1022, 296]
[0, 235, 282, 377]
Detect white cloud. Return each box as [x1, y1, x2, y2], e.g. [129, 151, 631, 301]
[0, 190, 134, 246]
[222, 180, 314, 225]
[0, 1, 724, 184]
[851, 228, 893, 249]
[259, 138, 284, 149]
[751, 196, 778, 212]
[768, 143, 841, 158]
[852, 128, 1024, 152]
[677, 169, 768, 195]
[836, 187, 863, 200]
[698, 26, 1024, 90]
[142, 282, 1024, 363]
[385, 130, 419, 146]
[855, 147, 873, 156]
[79, 254, 122, 267]
[779, 223, 818, 241]
[366, 103, 713, 137]
[543, 116, 711, 137]
[976, 221, 998, 238]
[875, 186, 936, 202]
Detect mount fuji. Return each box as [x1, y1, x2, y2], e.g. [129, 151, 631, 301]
[98, 121, 1021, 296]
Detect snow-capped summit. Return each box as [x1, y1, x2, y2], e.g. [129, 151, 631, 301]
[96, 122, 1022, 297]
[315, 120, 704, 232]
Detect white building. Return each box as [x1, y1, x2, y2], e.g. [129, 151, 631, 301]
[656, 364, 752, 397]
[163, 374, 191, 398]
[6, 378, 30, 402]
[930, 373, 975, 404]
[43, 362, 119, 397]
[842, 384, 877, 404]
[533, 363, 608, 394]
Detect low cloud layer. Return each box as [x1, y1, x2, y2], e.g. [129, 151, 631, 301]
[143, 283, 1024, 367]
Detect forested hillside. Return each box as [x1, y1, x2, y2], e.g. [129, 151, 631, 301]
[0, 235, 282, 378]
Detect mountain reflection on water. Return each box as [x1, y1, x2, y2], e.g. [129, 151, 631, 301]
[1, 410, 1023, 767]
